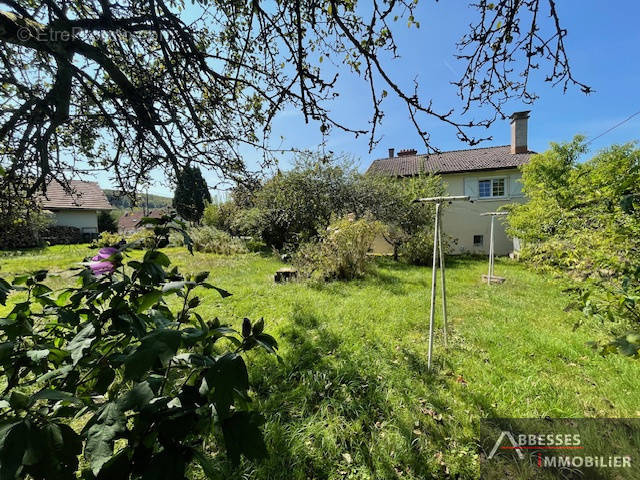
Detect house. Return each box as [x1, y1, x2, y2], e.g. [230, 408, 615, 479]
[366, 111, 534, 255]
[118, 209, 166, 234]
[40, 180, 113, 239]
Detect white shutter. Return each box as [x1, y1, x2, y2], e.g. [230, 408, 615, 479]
[464, 176, 478, 199]
[510, 175, 523, 197]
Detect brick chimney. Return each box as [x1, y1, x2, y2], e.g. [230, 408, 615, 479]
[510, 111, 530, 154]
[397, 148, 418, 157]
[388, 148, 395, 158]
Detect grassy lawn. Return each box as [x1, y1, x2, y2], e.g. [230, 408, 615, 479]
[1, 245, 639, 479]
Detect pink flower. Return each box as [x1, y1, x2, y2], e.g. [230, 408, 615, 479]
[89, 247, 119, 276]
[94, 247, 119, 260]
[89, 261, 115, 276]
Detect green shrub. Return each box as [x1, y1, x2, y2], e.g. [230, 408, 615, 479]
[189, 226, 248, 255]
[43, 225, 84, 245]
[0, 194, 53, 249]
[0, 216, 278, 478]
[294, 216, 383, 281]
[398, 227, 454, 266]
[229, 207, 262, 237]
[400, 227, 435, 266]
[202, 202, 222, 227]
[507, 138, 640, 358]
[245, 238, 268, 253]
[91, 229, 155, 249]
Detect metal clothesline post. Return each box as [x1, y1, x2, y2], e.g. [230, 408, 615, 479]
[480, 211, 508, 285]
[437, 208, 447, 347]
[428, 203, 439, 369]
[413, 195, 470, 369]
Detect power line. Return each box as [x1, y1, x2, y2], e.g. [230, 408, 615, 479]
[585, 109, 640, 146]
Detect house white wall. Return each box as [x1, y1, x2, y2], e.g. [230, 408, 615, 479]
[440, 168, 524, 255]
[53, 210, 99, 233]
[370, 168, 525, 256]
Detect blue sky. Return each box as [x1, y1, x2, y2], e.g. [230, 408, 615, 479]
[97, 1, 640, 197]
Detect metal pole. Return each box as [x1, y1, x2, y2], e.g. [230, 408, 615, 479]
[488, 215, 494, 284]
[427, 202, 440, 370]
[437, 206, 448, 347]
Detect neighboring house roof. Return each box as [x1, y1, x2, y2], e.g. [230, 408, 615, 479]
[40, 180, 112, 210]
[366, 145, 534, 177]
[118, 209, 165, 232]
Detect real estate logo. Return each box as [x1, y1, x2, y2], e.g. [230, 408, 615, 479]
[480, 419, 638, 478]
[487, 430, 525, 460]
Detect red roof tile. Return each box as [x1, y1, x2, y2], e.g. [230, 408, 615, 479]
[366, 145, 534, 177]
[117, 209, 166, 232]
[40, 180, 112, 210]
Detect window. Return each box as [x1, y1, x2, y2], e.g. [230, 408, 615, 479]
[478, 180, 491, 197]
[492, 178, 505, 197]
[473, 235, 484, 246]
[478, 178, 505, 198]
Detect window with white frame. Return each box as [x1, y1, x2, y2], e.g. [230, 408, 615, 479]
[478, 178, 505, 198]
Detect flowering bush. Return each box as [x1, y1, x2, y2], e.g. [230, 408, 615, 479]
[0, 215, 277, 479]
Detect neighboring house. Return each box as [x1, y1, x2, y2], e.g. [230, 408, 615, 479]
[118, 209, 165, 234]
[366, 111, 534, 255]
[40, 180, 112, 239]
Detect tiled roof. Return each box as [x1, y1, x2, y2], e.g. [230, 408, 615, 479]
[118, 209, 166, 232]
[40, 180, 112, 210]
[366, 145, 534, 177]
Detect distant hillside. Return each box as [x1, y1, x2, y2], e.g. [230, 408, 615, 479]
[104, 189, 173, 209]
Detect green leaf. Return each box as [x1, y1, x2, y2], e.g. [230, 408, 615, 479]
[121, 382, 154, 411]
[201, 283, 232, 298]
[0, 342, 14, 363]
[30, 389, 81, 405]
[85, 402, 127, 475]
[137, 290, 163, 313]
[94, 367, 116, 395]
[124, 329, 182, 380]
[221, 411, 267, 465]
[9, 390, 30, 410]
[55, 289, 73, 306]
[144, 250, 171, 267]
[255, 333, 278, 354]
[194, 271, 209, 283]
[137, 216, 162, 226]
[27, 349, 50, 362]
[12, 275, 29, 286]
[95, 449, 130, 480]
[38, 365, 72, 384]
[67, 324, 96, 365]
[162, 281, 195, 294]
[201, 353, 249, 416]
[0, 278, 11, 306]
[0, 420, 29, 479]
[252, 318, 264, 336]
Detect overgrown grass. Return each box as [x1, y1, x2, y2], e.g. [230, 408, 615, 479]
[1, 247, 638, 479]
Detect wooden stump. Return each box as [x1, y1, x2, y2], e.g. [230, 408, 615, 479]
[482, 274, 506, 284]
[274, 267, 298, 283]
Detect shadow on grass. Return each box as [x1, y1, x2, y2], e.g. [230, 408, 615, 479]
[230, 305, 476, 479]
[0, 245, 49, 256]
